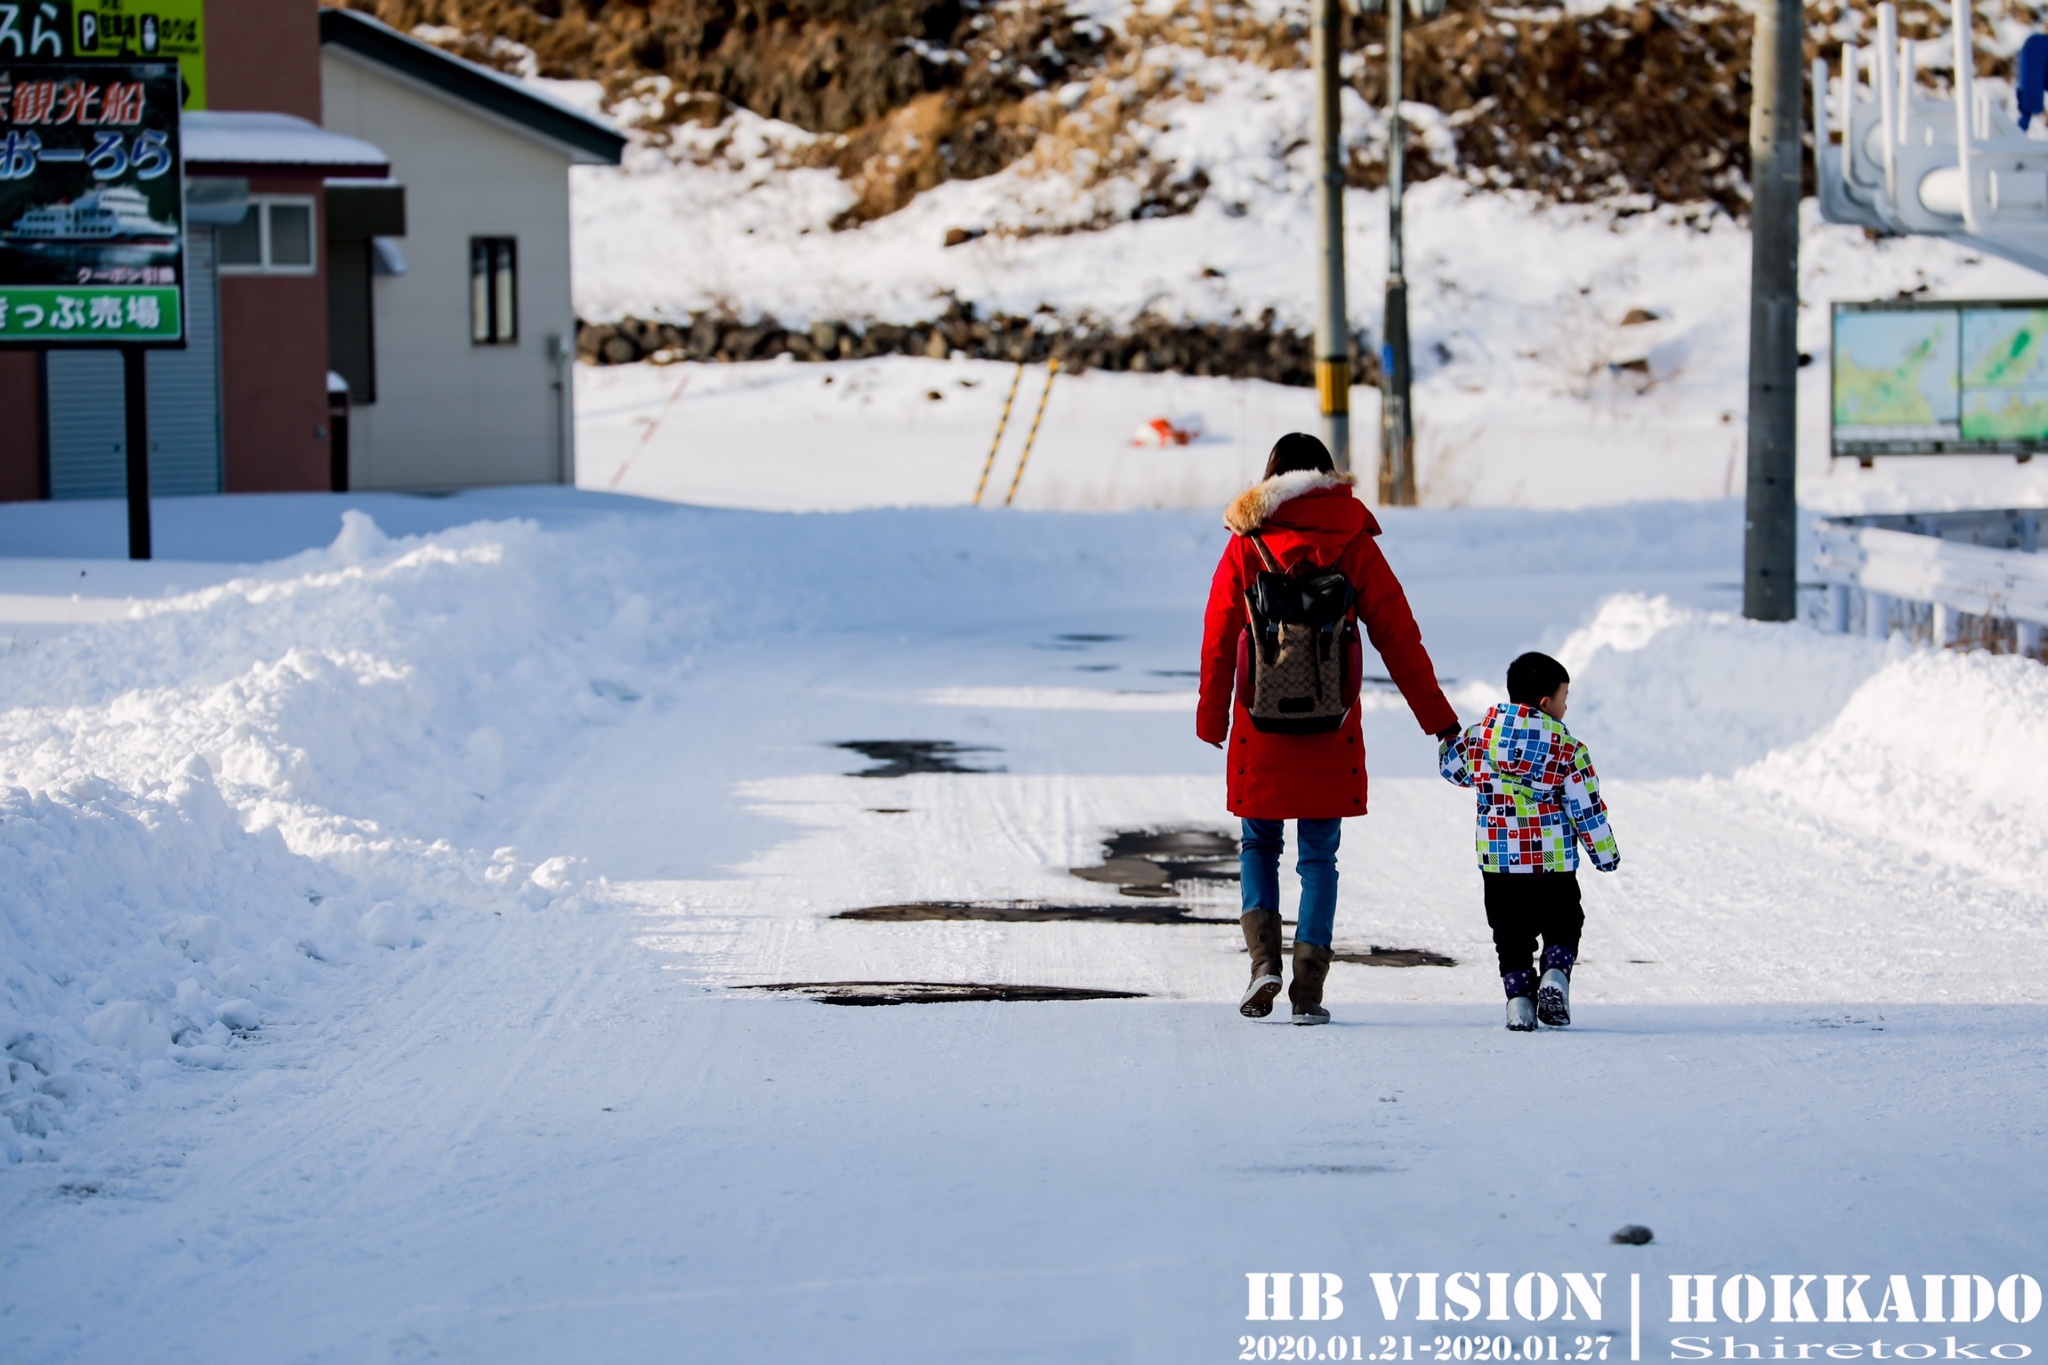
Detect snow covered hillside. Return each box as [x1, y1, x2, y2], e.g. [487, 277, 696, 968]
[557, 74, 2048, 510]
[3, 494, 2044, 1357]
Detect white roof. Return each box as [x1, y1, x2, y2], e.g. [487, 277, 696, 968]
[182, 110, 389, 177]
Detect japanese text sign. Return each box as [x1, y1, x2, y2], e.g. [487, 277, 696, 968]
[0, 2, 206, 108]
[0, 59, 181, 344]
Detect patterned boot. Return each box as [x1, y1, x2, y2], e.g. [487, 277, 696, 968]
[1536, 944, 1574, 1027]
[1503, 968, 1538, 1032]
[1289, 941, 1333, 1025]
[1238, 909, 1284, 1018]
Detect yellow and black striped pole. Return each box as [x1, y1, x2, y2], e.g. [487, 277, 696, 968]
[1002, 358, 1060, 507]
[972, 361, 1027, 506]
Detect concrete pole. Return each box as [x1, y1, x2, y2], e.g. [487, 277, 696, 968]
[1312, 0, 1352, 473]
[1743, 0, 1803, 620]
[1379, 0, 1416, 505]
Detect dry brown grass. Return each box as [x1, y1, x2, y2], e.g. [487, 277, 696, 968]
[351, 0, 2048, 227]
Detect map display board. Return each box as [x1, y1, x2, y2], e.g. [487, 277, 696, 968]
[0, 1, 206, 108]
[0, 60, 182, 345]
[1833, 298, 2048, 456]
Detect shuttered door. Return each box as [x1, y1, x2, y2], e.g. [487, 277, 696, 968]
[145, 226, 223, 495]
[45, 226, 222, 500]
[43, 350, 125, 500]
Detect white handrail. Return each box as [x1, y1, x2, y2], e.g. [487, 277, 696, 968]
[1954, 0, 1984, 231]
[1878, 3, 1902, 203]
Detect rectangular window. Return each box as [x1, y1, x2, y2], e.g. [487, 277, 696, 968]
[470, 237, 516, 345]
[217, 197, 318, 276]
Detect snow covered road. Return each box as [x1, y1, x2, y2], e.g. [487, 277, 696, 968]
[2, 495, 2044, 1360]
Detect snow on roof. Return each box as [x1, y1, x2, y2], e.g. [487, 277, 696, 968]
[318, 8, 626, 166]
[182, 110, 390, 180]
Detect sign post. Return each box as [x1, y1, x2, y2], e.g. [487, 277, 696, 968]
[0, 58, 184, 558]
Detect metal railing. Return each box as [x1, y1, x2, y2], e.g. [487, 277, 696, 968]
[1814, 509, 2046, 656]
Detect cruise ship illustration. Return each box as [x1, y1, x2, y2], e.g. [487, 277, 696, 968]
[6, 186, 176, 244]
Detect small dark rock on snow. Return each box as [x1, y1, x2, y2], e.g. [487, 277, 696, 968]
[1611, 1224, 1654, 1245]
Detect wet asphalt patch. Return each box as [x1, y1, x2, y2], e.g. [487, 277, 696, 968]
[735, 981, 1147, 1006]
[834, 901, 1236, 925]
[1330, 945, 1458, 968]
[1034, 632, 1127, 652]
[1070, 828, 1240, 899]
[834, 740, 1003, 778]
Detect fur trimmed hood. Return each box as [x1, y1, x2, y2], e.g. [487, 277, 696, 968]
[1224, 470, 1357, 535]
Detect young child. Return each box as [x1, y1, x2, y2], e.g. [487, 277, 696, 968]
[1438, 651, 1619, 1031]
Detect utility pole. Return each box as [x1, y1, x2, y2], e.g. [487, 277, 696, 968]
[1379, 0, 1417, 506]
[1743, 0, 1803, 620]
[1312, 0, 1351, 473]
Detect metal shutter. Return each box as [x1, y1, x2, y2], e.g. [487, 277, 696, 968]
[44, 349, 125, 500]
[145, 226, 223, 496]
[44, 227, 222, 500]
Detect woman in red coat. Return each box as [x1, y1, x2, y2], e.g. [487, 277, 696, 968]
[1198, 434, 1459, 1024]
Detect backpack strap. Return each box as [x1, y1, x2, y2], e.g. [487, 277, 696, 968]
[1245, 530, 1281, 573]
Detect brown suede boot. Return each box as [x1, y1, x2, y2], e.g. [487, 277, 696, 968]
[1238, 909, 1284, 1018]
[1289, 941, 1333, 1025]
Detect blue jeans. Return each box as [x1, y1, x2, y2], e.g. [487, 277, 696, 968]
[1240, 818, 1342, 948]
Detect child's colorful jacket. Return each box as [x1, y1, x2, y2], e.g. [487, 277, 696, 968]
[1439, 702, 1620, 873]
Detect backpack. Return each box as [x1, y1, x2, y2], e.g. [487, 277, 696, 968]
[1234, 531, 1364, 734]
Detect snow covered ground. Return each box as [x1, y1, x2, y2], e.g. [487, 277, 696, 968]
[562, 69, 2048, 515]
[2, 27, 2045, 1355]
[1, 489, 2044, 1360]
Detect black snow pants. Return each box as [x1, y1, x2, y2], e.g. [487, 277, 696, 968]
[1482, 870, 1584, 977]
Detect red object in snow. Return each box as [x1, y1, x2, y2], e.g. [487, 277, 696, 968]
[1133, 417, 1197, 446]
[1197, 481, 1456, 819]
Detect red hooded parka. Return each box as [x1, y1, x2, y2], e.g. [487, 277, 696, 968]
[1197, 471, 1457, 819]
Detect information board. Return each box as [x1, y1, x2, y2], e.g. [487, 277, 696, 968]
[0, 1, 206, 107]
[1832, 298, 2048, 456]
[0, 59, 182, 345]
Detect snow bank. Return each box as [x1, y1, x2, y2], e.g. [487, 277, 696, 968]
[1743, 649, 2048, 885]
[1533, 593, 1891, 778]
[1534, 590, 2048, 887]
[0, 502, 1246, 1159]
[0, 762, 333, 1162]
[0, 514, 648, 1160]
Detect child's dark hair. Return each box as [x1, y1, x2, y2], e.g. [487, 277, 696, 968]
[1507, 652, 1570, 706]
[1263, 432, 1336, 480]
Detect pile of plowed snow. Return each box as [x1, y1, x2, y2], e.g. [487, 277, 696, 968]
[0, 503, 1231, 1161]
[1744, 649, 2048, 886]
[1546, 592, 1891, 778]
[1544, 592, 2048, 884]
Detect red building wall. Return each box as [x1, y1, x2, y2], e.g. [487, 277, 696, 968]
[207, 0, 331, 493]
[203, 0, 323, 121]
[0, 0, 332, 501]
[0, 355, 43, 502]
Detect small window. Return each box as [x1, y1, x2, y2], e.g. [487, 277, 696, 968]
[470, 237, 517, 345]
[217, 197, 319, 276]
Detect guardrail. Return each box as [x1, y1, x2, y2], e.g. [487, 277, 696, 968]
[1814, 509, 2046, 657]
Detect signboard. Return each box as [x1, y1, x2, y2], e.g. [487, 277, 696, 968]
[1832, 298, 2048, 457]
[0, 1, 206, 107]
[0, 60, 182, 345]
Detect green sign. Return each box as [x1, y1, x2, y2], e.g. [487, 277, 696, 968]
[0, 283, 176, 338]
[0, 2, 204, 108]
[0, 60, 183, 346]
